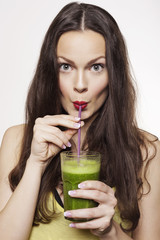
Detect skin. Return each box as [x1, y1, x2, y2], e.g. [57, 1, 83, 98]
[0, 30, 160, 240]
[57, 30, 109, 121]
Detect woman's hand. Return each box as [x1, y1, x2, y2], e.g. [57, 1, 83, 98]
[30, 114, 84, 168]
[64, 180, 117, 238]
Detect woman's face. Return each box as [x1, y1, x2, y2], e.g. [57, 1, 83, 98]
[57, 30, 109, 120]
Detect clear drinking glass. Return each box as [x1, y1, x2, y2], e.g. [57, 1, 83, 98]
[60, 151, 101, 221]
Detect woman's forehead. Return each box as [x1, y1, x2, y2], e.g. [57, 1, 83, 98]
[57, 30, 106, 62]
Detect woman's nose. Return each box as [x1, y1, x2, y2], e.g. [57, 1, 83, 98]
[73, 70, 88, 93]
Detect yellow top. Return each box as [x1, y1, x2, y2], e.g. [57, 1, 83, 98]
[29, 193, 132, 240]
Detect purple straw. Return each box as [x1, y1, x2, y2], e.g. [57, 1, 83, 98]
[77, 105, 82, 157]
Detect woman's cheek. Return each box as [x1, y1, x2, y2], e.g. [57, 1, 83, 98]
[90, 80, 108, 98]
[59, 78, 70, 97]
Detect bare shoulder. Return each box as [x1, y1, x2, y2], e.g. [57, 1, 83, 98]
[0, 124, 25, 177]
[1, 124, 25, 142]
[0, 124, 26, 211]
[140, 130, 159, 164]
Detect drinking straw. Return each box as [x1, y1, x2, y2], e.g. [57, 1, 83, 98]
[77, 105, 82, 157]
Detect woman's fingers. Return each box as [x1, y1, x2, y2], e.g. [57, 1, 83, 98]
[65, 181, 117, 235]
[33, 124, 72, 148]
[44, 114, 80, 121]
[78, 180, 115, 195]
[38, 131, 67, 149]
[69, 216, 112, 230]
[68, 189, 117, 206]
[68, 180, 116, 205]
[64, 128, 78, 140]
[64, 204, 114, 220]
[30, 114, 84, 162]
[35, 115, 84, 129]
[33, 114, 84, 148]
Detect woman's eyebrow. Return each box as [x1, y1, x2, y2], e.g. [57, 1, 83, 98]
[84, 57, 106, 70]
[86, 56, 106, 66]
[57, 56, 106, 67]
[57, 56, 75, 66]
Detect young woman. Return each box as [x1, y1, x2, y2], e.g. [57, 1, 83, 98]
[0, 2, 160, 240]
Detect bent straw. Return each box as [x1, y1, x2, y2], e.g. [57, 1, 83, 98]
[77, 105, 82, 158]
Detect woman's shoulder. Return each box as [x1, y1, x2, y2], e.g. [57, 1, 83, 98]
[140, 130, 160, 187]
[2, 124, 25, 139]
[141, 130, 158, 142]
[0, 125, 26, 211]
[0, 124, 26, 172]
[1, 124, 25, 154]
[140, 130, 159, 159]
[2, 124, 25, 137]
[145, 131, 160, 173]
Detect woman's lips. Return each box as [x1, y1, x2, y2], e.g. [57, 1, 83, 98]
[73, 101, 88, 110]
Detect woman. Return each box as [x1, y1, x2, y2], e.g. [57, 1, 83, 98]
[0, 2, 160, 240]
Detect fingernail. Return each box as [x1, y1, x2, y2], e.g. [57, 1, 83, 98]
[75, 117, 80, 121]
[81, 121, 84, 127]
[62, 144, 66, 149]
[78, 183, 85, 189]
[69, 223, 76, 228]
[64, 211, 72, 217]
[67, 142, 71, 147]
[73, 123, 81, 128]
[68, 190, 76, 196]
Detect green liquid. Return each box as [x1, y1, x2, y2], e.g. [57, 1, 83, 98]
[62, 159, 100, 221]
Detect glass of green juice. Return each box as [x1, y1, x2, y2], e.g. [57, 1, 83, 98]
[60, 151, 101, 221]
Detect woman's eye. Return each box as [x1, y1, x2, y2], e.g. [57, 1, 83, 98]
[59, 63, 72, 72]
[91, 64, 104, 72]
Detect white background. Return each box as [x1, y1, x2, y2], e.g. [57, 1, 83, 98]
[0, 0, 160, 144]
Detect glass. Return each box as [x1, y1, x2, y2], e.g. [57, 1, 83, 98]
[60, 151, 101, 221]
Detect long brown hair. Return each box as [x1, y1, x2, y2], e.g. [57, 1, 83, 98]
[9, 2, 157, 232]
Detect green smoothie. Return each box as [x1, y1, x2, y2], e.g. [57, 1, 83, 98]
[61, 152, 101, 221]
